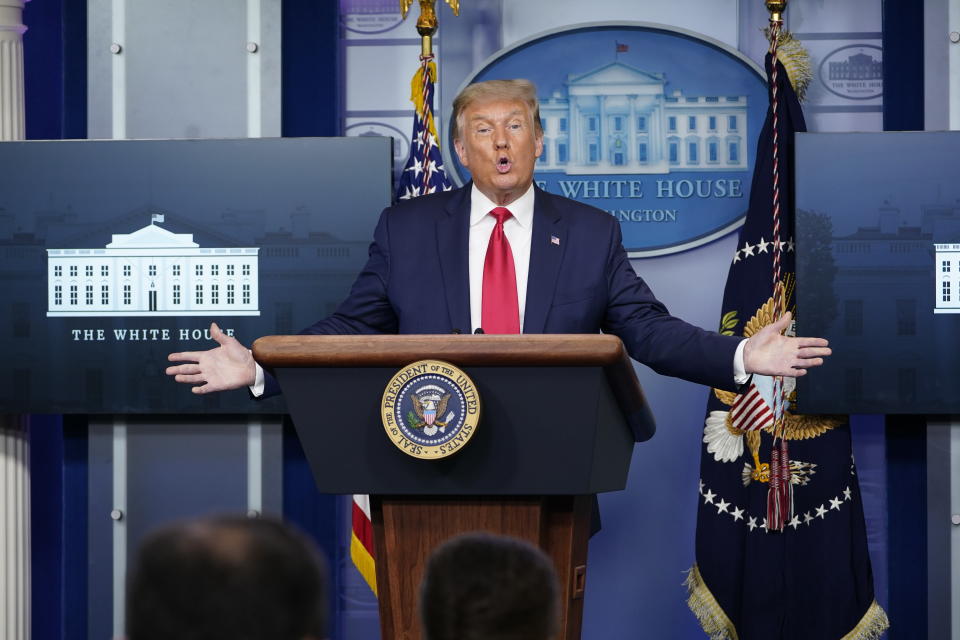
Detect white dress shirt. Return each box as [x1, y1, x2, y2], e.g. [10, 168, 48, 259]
[468, 183, 535, 333]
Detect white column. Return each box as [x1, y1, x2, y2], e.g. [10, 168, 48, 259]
[0, 0, 26, 139]
[0, 2, 30, 638]
[1, 416, 30, 640]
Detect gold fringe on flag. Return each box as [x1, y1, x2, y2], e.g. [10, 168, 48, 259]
[684, 565, 739, 640]
[840, 601, 890, 640]
[763, 28, 813, 101]
[686, 563, 890, 640]
[410, 58, 440, 143]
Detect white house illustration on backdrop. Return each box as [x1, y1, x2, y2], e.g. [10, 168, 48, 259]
[536, 62, 749, 175]
[935, 243, 960, 314]
[47, 214, 260, 317]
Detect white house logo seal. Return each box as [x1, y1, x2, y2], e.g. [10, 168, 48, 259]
[380, 360, 480, 459]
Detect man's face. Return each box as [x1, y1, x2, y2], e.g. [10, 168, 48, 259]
[453, 98, 543, 206]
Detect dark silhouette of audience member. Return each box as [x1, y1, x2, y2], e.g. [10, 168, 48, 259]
[420, 532, 561, 640]
[127, 515, 328, 640]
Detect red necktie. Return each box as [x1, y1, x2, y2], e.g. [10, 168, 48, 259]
[481, 207, 520, 334]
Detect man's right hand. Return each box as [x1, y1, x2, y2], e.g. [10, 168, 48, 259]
[166, 322, 256, 394]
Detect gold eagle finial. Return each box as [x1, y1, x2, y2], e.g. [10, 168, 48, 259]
[400, 1, 460, 56]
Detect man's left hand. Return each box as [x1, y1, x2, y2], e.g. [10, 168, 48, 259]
[742, 311, 831, 378]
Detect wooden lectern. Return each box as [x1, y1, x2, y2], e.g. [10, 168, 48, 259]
[253, 334, 654, 640]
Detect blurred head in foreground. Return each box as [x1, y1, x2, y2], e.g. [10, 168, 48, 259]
[420, 532, 561, 640]
[127, 514, 328, 640]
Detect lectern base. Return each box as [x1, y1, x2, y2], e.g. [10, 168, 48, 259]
[371, 494, 592, 640]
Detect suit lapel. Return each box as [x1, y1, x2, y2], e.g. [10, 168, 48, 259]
[436, 185, 472, 333]
[523, 188, 566, 334]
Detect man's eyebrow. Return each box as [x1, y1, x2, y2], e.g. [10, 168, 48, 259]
[468, 109, 524, 121]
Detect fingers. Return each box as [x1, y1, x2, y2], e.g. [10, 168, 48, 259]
[173, 372, 207, 383]
[798, 346, 831, 359]
[166, 363, 199, 375]
[771, 311, 792, 333]
[168, 351, 203, 363]
[211, 322, 232, 347]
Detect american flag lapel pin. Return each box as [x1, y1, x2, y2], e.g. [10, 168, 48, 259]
[551, 235, 560, 246]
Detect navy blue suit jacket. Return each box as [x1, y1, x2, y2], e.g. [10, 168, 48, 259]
[270, 184, 740, 396]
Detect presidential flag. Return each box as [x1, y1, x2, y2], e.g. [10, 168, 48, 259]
[396, 54, 453, 200]
[685, 34, 889, 639]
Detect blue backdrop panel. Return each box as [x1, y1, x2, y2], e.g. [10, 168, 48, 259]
[0, 137, 390, 414]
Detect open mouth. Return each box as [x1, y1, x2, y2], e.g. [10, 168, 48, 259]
[496, 155, 512, 174]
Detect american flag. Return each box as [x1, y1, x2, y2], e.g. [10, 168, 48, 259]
[352, 53, 455, 599]
[395, 54, 453, 200]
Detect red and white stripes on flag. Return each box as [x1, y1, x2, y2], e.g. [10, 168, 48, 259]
[350, 494, 377, 595]
[728, 384, 774, 433]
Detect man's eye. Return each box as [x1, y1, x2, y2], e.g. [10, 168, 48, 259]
[509, 123, 522, 130]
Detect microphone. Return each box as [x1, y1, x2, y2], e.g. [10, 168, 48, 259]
[474, 328, 485, 334]
[450, 328, 462, 334]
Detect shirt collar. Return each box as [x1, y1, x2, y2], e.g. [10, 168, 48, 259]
[469, 182, 535, 228]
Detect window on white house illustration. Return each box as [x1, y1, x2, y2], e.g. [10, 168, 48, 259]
[728, 139, 740, 163]
[708, 140, 719, 163]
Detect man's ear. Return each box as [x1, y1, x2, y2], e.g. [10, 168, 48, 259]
[453, 138, 469, 169]
[534, 133, 543, 159]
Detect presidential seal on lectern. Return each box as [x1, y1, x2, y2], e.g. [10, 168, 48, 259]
[381, 360, 480, 459]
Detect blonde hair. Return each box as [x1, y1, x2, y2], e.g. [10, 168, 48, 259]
[450, 79, 543, 142]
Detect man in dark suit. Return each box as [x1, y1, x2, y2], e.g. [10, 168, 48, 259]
[166, 79, 829, 396]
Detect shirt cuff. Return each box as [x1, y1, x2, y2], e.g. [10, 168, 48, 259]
[733, 338, 750, 385]
[250, 359, 265, 397]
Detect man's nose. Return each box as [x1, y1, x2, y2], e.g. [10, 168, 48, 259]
[494, 128, 508, 148]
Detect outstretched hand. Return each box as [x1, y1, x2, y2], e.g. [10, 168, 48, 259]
[166, 322, 256, 394]
[742, 311, 831, 378]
